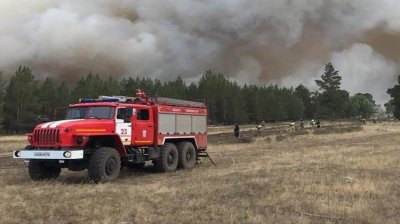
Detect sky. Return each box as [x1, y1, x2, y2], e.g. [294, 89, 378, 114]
[0, 0, 399, 105]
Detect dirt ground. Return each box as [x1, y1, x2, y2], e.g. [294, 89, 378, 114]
[0, 123, 399, 223]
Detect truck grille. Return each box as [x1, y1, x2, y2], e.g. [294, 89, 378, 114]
[33, 129, 60, 144]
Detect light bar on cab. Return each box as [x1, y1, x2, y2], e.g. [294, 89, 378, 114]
[79, 98, 120, 103]
[78, 95, 135, 103]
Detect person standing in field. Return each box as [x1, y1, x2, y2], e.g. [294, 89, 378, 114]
[310, 119, 315, 128]
[234, 123, 240, 138]
[300, 119, 304, 130]
[256, 123, 262, 136]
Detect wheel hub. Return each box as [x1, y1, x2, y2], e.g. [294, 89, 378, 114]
[186, 150, 192, 160]
[167, 153, 174, 164]
[105, 158, 117, 175]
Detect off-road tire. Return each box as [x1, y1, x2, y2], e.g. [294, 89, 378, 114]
[177, 141, 197, 169]
[154, 143, 179, 172]
[88, 147, 121, 183]
[28, 160, 61, 181]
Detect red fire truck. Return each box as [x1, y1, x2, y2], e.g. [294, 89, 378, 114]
[13, 89, 208, 182]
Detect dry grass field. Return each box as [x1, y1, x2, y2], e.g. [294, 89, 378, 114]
[0, 123, 400, 223]
[0, 135, 27, 155]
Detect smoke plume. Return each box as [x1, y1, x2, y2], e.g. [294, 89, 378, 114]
[1, 0, 399, 104]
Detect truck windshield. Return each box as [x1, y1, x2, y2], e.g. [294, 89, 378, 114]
[66, 107, 115, 119]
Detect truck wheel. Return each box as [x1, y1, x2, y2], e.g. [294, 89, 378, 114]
[154, 143, 179, 172]
[88, 147, 121, 183]
[28, 160, 61, 181]
[177, 141, 196, 169]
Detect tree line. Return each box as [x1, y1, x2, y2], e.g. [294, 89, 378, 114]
[0, 63, 396, 133]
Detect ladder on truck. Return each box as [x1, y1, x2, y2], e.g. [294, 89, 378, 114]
[156, 97, 206, 108]
[82, 89, 206, 108]
[93, 96, 206, 108]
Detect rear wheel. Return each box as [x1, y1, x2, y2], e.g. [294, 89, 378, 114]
[28, 160, 61, 181]
[154, 143, 179, 172]
[177, 141, 197, 169]
[88, 147, 121, 183]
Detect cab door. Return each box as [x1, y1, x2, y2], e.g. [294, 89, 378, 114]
[115, 107, 133, 145]
[132, 108, 154, 146]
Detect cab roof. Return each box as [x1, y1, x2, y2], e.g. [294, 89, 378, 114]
[70, 102, 152, 109]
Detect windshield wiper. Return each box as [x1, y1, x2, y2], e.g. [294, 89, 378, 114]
[88, 116, 104, 120]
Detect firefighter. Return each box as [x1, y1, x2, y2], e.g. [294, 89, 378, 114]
[310, 119, 315, 128]
[256, 123, 262, 136]
[300, 119, 304, 130]
[234, 123, 240, 138]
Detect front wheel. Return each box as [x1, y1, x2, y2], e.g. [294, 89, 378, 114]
[28, 160, 61, 181]
[88, 147, 121, 183]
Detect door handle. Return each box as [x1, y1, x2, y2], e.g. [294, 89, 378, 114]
[148, 126, 153, 127]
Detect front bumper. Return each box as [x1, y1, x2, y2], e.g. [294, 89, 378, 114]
[13, 150, 84, 160]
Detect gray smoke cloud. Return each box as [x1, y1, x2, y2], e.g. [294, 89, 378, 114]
[0, 0, 400, 104]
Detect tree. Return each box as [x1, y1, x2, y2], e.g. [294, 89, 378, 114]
[53, 82, 71, 120]
[37, 77, 57, 120]
[3, 66, 39, 133]
[315, 63, 349, 119]
[346, 95, 376, 118]
[355, 93, 375, 105]
[5, 65, 388, 133]
[71, 72, 104, 99]
[160, 76, 187, 99]
[315, 63, 342, 91]
[286, 95, 305, 121]
[186, 83, 199, 101]
[120, 77, 138, 96]
[242, 84, 259, 122]
[387, 76, 400, 119]
[102, 76, 120, 96]
[384, 100, 395, 117]
[295, 84, 313, 119]
[198, 70, 222, 123]
[224, 82, 248, 124]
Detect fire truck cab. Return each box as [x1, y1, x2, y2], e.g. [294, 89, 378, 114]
[13, 90, 208, 182]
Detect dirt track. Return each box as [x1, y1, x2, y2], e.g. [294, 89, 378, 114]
[208, 123, 362, 143]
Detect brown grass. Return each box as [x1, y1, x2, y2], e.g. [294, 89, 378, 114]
[0, 123, 400, 223]
[0, 135, 27, 155]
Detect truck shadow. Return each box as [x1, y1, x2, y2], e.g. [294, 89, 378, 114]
[60, 164, 158, 184]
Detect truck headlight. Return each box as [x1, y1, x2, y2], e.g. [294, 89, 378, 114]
[14, 151, 20, 157]
[75, 136, 88, 145]
[63, 151, 72, 158]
